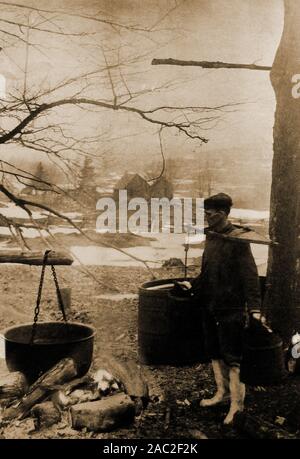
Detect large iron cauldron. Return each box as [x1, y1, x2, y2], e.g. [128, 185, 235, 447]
[2, 321, 95, 384]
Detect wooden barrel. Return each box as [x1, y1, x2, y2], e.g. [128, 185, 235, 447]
[138, 278, 207, 365]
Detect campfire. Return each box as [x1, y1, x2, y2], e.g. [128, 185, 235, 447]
[0, 357, 148, 434]
[0, 250, 149, 436]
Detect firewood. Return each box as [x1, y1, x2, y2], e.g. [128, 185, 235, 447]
[0, 372, 28, 401]
[54, 375, 94, 396]
[233, 412, 297, 439]
[31, 401, 61, 429]
[93, 369, 119, 394]
[2, 357, 77, 421]
[70, 393, 135, 432]
[98, 357, 149, 407]
[52, 388, 100, 409]
[51, 374, 98, 409]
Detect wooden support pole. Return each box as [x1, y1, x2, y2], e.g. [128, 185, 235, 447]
[0, 250, 73, 265]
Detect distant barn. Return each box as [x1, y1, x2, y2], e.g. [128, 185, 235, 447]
[149, 176, 173, 200]
[113, 173, 150, 201]
[21, 185, 52, 196]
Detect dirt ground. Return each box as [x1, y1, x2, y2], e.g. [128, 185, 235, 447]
[0, 264, 300, 440]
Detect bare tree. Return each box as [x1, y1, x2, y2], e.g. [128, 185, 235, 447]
[0, 1, 237, 273]
[152, 0, 300, 341]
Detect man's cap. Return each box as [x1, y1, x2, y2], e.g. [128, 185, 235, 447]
[204, 193, 233, 214]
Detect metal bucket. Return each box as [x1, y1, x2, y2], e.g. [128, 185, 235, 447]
[138, 278, 207, 366]
[3, 321, 95, 384]
[240, 325, 287, 386]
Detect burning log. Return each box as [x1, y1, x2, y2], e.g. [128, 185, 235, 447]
[31, 401, 61, 429]
[93, 369, 119, 395]
[52, 388, 100, 409]
[57, 375, 94, 395]
[52, 374, 100, 409]
[2, 358, 77, 421]
[99, 357, 149, 412]
[70, 393, 135, 432]
[0, 372, 28, 403]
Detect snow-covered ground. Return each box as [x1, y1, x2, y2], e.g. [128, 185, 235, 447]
[0, 203, 47, 220]
[0, 203, 269, 271]
[230, 208, 269, 220]
[0, 226, 79, 238]
[71, 231, 268, 272]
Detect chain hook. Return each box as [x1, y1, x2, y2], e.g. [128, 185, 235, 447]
[30, 250, 68, 345]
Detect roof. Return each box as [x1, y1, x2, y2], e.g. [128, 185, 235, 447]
[150, 176, 173, 189]
[114, 173, 147, 190]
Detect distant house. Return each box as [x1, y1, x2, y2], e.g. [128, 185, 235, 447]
[149, 176, 173, 200]
[113, 173, 150, 201]
[20, 185, 52, 196]
[20, 186, 34, 196]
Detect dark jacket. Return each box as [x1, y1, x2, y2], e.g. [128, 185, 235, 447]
[192, 222, 261, 318]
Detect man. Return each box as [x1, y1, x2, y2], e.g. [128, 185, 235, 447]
[181, 193, 263, 424]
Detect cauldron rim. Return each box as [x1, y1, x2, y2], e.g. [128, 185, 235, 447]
[2, 321, 96, 346]
[139, 277, 193, 293]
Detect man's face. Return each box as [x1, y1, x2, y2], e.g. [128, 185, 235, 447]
[204, 208, 226, 228]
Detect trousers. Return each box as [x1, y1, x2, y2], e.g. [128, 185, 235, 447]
[201, 309, 246, 367]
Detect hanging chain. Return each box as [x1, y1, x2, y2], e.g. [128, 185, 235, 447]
[30, 250, 51, 344]
[30, 250, 68, 345]
[50, 264, 67, 322]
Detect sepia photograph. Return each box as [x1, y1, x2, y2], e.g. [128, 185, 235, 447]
[0, 0, 298, 444]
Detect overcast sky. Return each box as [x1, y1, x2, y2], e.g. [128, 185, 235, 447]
[0, 1, 284, 184]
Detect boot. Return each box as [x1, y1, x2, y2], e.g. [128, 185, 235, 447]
[223, 366, 245, 425]
[200, 359, 230, 407]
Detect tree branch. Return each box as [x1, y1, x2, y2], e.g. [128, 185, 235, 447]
[0, 98, 211, 144]
[151, 58, 272, 71]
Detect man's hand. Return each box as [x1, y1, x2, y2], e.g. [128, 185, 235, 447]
[251, 312, 266, 323]
[249, 312, 272, 331]
[177, 281, 192, 290]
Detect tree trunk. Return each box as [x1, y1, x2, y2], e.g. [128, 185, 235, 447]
[266, 0, 300, 341]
